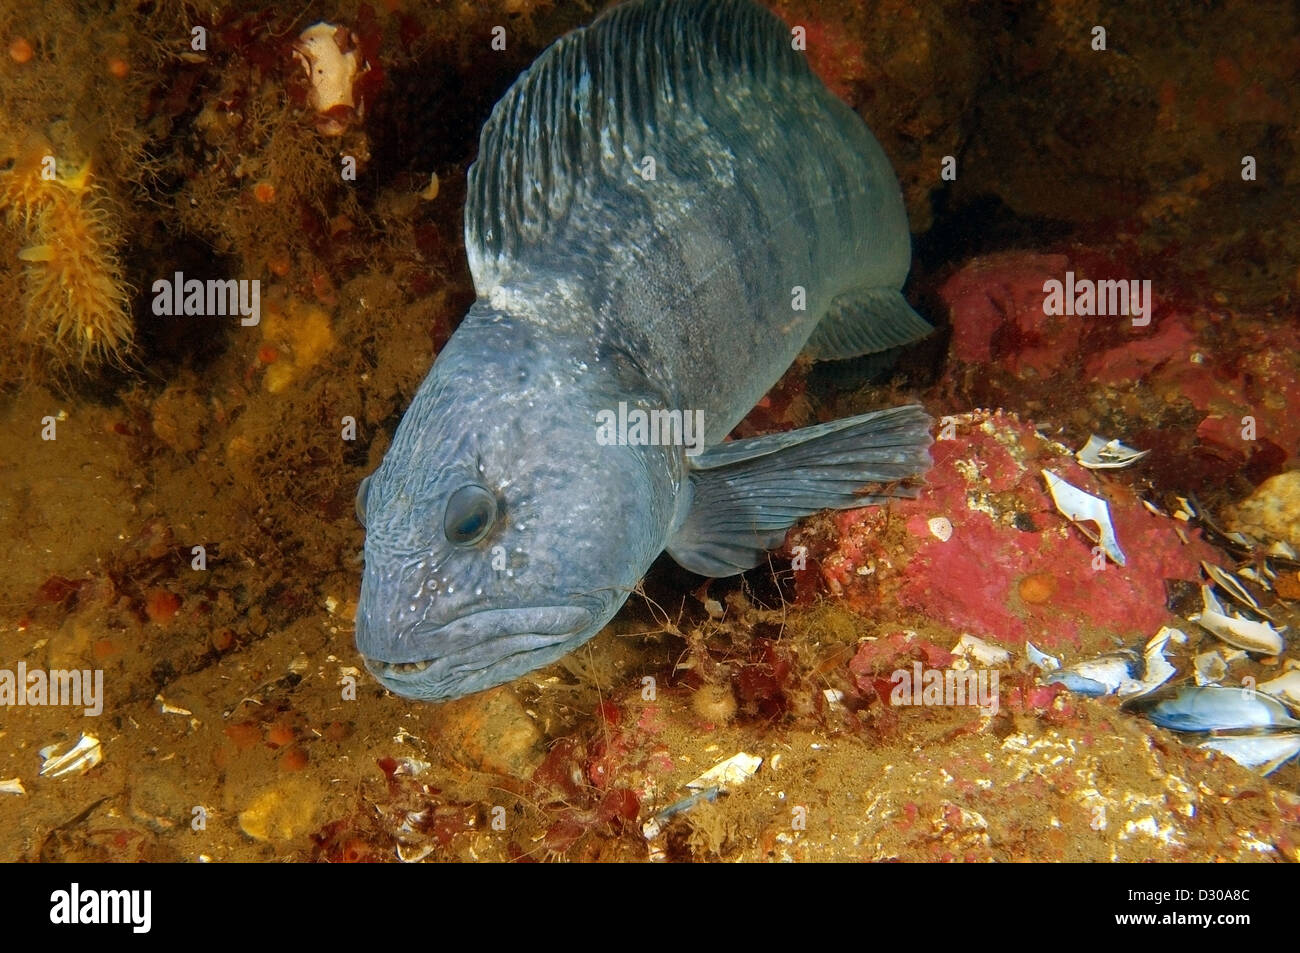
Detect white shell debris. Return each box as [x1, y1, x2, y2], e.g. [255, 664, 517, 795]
[156, 694, 192, 716]
[927, 516, 953, 542]
[1025, 641, 1060, 672]
[642, 751, 763, 845]
[1268, 540, 1298, 560]
[1193, 650, 1227, 686]
[0, 778, 25, 796]
[642, 788, 718, 843]
[292, 22, 367, 136]
[1149, 684, 1300, 732]
[1192, 585, 1285, 656]
[391, 757, 431, 777]
[951, 634, 1011, 667]
[1076, 434, 1149, 470]
[1259, 670, 1300, 706]
[1048, 652, 1139, 696]
[39, 734, 102, 778]
[1200, 735, 1300, 776]
[1201, 561, 1272, 620]
[1134, 627, 1181, 698]
[1042, 470, 1126, 566]
[685, 752, 762, 792]
[1045, 627, 1179, 699]
[396, 843, 436, 863]
[1238, 566, 1267, 584]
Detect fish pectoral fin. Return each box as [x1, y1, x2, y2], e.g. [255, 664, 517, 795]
[665, 404, 934, 577]
[802, 287, 933, 361]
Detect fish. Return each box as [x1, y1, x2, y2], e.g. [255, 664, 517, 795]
[355, 0, 934, 701]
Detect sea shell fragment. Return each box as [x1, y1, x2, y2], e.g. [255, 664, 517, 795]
[1025, 641, 1060, 672]
[951, 634, 1011, 667]
[1200, 734, 1300, 775]
[1268, 540, 1298, 560]
[1192, 586, 1284, 656]
[1046, 652, 1138, 696]
[1259, 670, 1300, 706]
[1044, 627, 1180, 699]
[642, 788, 718, 842]
[38, 734, 103, 778]
[1193, 650, 1227, 686]
[1200, 561, 1272, 620]
[1076, 434, 1149, 470]
[685, 752, 762, 791]
[1042, 470, 1126, 566]
[928, 516, 953, 542]
[642, 751, 762, 846]
[1146, 685, 1300, 733]
[1134, 626, 1181, 698]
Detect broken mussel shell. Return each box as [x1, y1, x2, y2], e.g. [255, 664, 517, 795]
[1143, 684, 1300, 733]
[1198, 734, 1300, 775]
[1076, 434, 1149, 470]
[1200, 560, 1274, 620]
[1192, 585, 1285, 656]
[1043, 627, 1181, 700]
[1259, 669, 1300, 706]
[1042, 470, 1126, 566]
[1140, 685, 1300, 774]
[38, 734, 103, 778]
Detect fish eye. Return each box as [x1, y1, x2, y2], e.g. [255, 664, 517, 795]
[444, 484, 498, 546]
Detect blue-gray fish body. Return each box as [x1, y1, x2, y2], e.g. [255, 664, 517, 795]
[357, 0, 934, 701]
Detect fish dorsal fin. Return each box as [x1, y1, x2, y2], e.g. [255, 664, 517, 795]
[465, 0, 807, 292]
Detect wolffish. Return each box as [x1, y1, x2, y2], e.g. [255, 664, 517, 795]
[356, 0, 935, 701]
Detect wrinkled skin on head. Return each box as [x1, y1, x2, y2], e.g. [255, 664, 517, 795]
[356, 308, 683, 701]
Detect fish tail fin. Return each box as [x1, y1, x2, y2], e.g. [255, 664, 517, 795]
[666, 404, 933, 576]
[802, 287, 933, 361]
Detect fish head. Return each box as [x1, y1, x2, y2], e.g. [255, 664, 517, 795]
[355, 319, 679, 701]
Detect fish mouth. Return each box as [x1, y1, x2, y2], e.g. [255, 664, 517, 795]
[359, 605, 595, 701]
